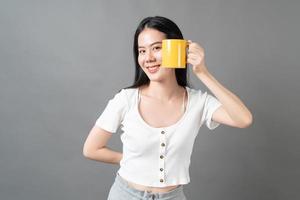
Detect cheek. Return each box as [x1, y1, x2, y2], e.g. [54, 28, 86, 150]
[138, 55, 143, 66]
[155, 52, 162, 60]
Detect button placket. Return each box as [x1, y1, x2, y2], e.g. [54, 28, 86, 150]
[159, 129, 166, 183]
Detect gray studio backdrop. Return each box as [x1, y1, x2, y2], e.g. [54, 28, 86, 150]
[1, 0, 299, 200]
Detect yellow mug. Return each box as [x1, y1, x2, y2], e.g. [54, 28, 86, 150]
[161, 39, 188, 68]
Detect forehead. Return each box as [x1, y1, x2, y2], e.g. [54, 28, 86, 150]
[138, 28, 166, 47]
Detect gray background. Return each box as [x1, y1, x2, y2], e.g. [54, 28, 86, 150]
[0, 0, 299, 200]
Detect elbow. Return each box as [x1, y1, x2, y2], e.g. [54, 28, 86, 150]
[238, 113, 253, 128]
[82, 148, 90, 158]
[83, 146, 94, 159]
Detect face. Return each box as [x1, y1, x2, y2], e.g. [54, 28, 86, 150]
[138, 28, 174, 82]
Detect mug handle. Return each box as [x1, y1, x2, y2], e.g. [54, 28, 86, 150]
[186, 40, 192, 64]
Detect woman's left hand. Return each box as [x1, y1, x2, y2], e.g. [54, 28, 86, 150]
[187, 40, 209, 75]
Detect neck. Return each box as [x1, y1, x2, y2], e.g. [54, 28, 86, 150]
[142, 80, 184, 102]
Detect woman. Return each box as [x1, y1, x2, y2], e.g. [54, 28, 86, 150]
[83, 16, 253, 200]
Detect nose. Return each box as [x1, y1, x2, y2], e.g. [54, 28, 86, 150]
[145, 50, 155, 63]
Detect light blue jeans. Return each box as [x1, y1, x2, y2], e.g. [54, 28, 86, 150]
[107, 173, 187, 200]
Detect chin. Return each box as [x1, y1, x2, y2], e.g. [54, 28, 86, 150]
[148, 75, 165, 83]
[143, 67, 172, 81]
[146, 74, 159, 80]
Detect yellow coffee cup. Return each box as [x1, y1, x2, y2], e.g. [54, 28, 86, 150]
[161, 39, 188, 68]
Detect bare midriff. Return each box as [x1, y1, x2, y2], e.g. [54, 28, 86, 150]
[121, 176, 180, 193]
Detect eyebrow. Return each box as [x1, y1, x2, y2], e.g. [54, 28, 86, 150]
[138, 41, 162, 49]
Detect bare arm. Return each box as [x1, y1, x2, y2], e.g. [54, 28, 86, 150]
[187, 40, 253, 128]
[83, 126, 122, 165]
[197, 71, 253, 128]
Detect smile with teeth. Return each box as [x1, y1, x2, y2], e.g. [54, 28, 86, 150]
[147, 65, 160, 73]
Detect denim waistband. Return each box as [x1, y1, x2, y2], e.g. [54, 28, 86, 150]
[115, 173, 184, 199]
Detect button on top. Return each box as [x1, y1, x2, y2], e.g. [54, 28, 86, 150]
[160, 179, 164, 182]
[160, 168, 163, 171]
[160, 155, 164, 159]
[161, 143, 165, 147]
[161, 131, 165, 134]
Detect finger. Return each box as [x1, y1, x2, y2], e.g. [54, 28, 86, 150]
[188, 53, 198, 59]
[188, 48, 204, 57]
[187, 57, 197, 65]
[191, 44, 203, 52]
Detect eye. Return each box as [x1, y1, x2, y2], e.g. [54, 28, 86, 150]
[139, 49, 146, 54]
[153, 46, 161, 51]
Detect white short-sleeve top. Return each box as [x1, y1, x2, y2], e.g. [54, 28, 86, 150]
[95, 86, 222, 187]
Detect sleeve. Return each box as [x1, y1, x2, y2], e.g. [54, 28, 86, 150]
[201, 92, 222, 130]
[94, 89, 128, 133]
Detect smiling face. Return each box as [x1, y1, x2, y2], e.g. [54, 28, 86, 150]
[138, 28, 175, 82]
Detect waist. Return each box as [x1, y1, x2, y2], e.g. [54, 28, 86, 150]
[119, 174, 180, 193]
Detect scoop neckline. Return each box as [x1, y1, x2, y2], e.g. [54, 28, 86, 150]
[135, 86, 190, 130]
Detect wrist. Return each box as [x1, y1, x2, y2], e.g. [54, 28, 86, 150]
[195, 68, 210, 80]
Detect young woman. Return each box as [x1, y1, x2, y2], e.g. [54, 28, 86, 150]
[83, 16, 253, 200]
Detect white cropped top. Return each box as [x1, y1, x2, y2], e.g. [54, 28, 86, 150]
[95, 86, 222, 187]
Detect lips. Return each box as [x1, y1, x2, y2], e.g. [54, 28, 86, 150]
[146, 65, 160, 73]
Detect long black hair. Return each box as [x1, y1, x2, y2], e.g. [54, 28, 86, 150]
[124, 16, 191, 90]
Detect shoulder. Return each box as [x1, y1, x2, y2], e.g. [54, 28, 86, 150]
[187, 86, 207, 99]
[119, 87, 138, 100]
[109, 87, 137, 105]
